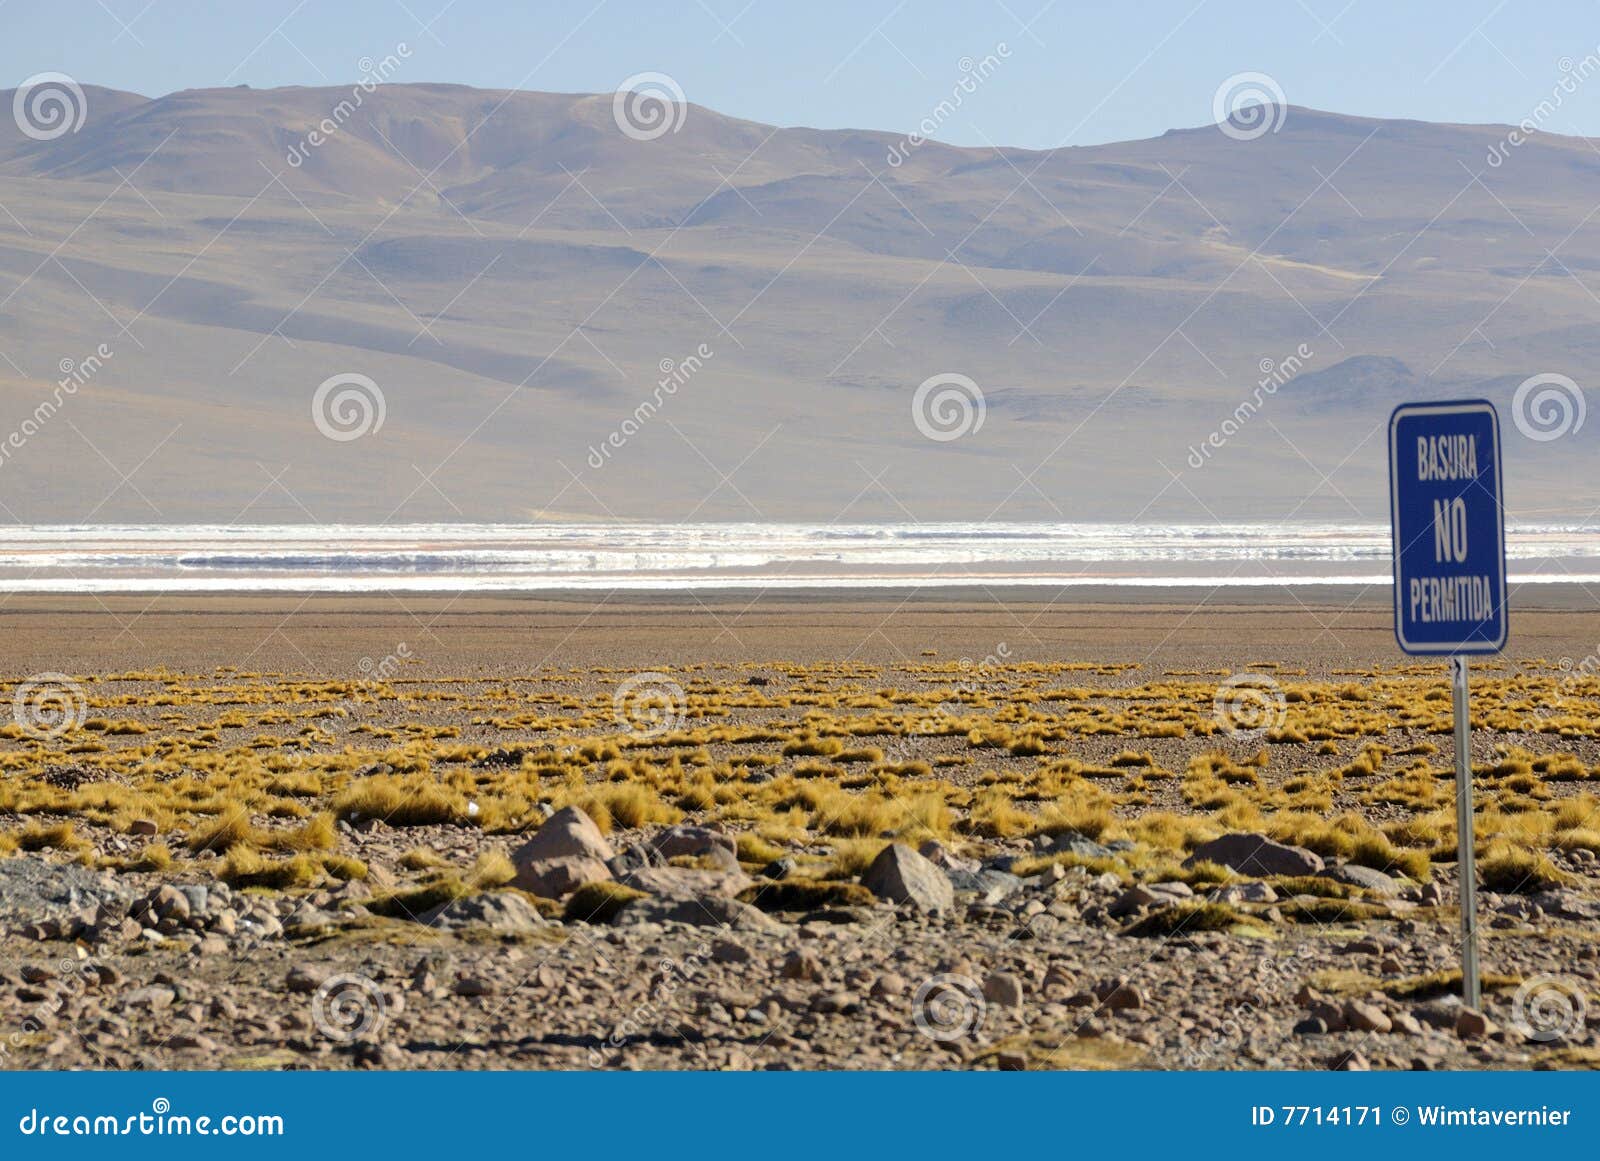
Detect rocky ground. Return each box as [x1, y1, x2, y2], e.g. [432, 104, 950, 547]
[0, 595, 1598, 1071]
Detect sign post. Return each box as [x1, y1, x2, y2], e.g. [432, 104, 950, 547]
[1388, 399, 1507, 1010]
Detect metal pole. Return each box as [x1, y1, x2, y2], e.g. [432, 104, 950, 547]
[1451, 654, 1481, 1010]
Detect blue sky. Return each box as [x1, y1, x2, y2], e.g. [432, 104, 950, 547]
[5, 0, 1600, 147]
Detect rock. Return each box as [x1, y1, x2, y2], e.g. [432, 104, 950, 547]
[614, 894, 781, 932]
[1344, 1000, 1392, 1033]
[1308, 1000, 1347, 1031]
[177, 884, 210, 916]
[780, 950, 824, 981]
[983, 971, 1025, 1009]
[168, 1033, 219, 1052]
[1391, 1012, 1424, 1036]
[1293, 1016, 1328, 1036]
[284, 965, 328, 994]
[809, 991, 859, 1014]
[123, 985, 176, 1010]
[995, 1051, 1028, 1071]
[1184, 833, 1324, 877]
[947, 868, 1024, 904]
[454, 976, 494, 997]
[1092, 979, 1144, 1010]
[861, 843, 954, 913]
[1042, 832, 1116, 860]
[129, 820, 159, 837]
[1455, 1007, 1495, 1038]
[1319, 864, 1400, 897]
[606, 841, 667, 878]
[1333, 1050, 1370, 1071]
[649, 825, 737, 861]
[510, 806, 614, 865]
[512, 855, 612, 898]
[1110, 883, 1193, 917]
[871, 972, 908, 997]
[1530, 889, 1600, 921]
[711, 939, 752, 965]
[418, 891, 546, 933]
[918, 840, 980, 873]
[762, 857, 795, 880]
[1212, 881, 1278, 904]
[620, 865, 751, 899]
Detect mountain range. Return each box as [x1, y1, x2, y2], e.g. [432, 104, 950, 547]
[0, 82, 1595, 524]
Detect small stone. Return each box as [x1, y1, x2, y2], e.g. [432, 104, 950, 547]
[454, 976, 494, 997]
[781, 950, 823, 981]
[1344, 1000, 1392, 1034]
[711, 939, 753, 965]
[1455, 1007, 1494, 1038]
[860, 843, 954, 913]
[1092, 979, 1143, 1010]
[995, 1051, 1028, 1071]
[129, 820, 158, 837]
[871, 972, 907, 998]
[284, 965, 328, 994]
[1293, 1016, 1328, 1036]
[982, 971, 1025, 1009]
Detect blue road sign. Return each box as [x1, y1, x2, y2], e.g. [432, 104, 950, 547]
[1388, 399, 1507, 655]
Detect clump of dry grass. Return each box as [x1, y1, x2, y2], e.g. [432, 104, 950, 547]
[564, 881, 645, 924]
[1479, 841, 1569, 894]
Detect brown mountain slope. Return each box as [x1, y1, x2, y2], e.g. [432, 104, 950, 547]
[0, 84, 1594, 523]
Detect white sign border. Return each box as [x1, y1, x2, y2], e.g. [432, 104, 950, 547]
[1388, 398, 1508, 656]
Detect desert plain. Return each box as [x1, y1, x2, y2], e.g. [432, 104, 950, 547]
[1, 591, 1598, 1071]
